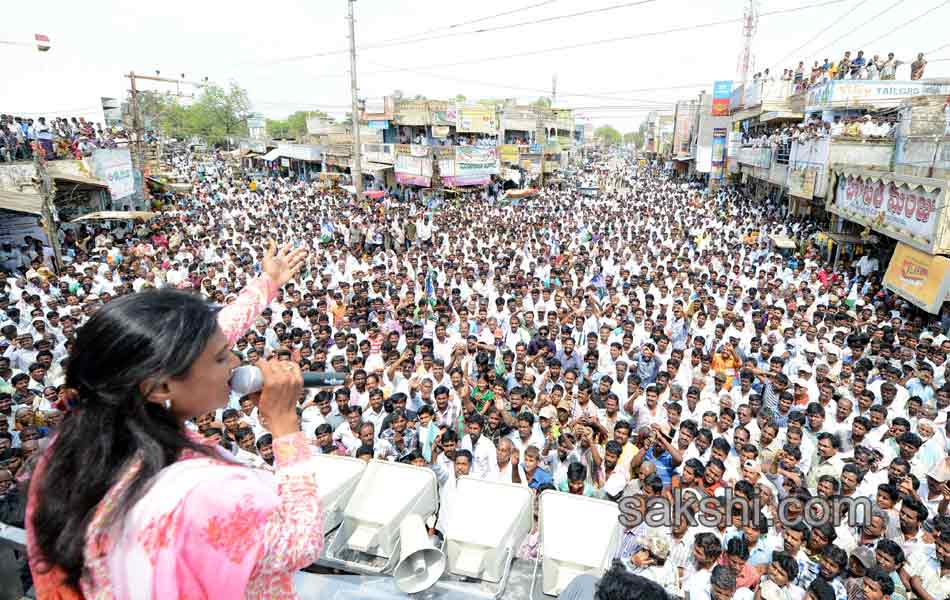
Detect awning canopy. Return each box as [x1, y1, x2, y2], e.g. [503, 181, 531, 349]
[760, 110, 804, 123]
[52, 172, 108, 189]
[769, 234, 796, 249]
[0, 189, 44, 215]
[71, 210, 158, 223]
[261, 148, 282, 162]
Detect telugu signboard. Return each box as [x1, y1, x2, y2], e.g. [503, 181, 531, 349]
[712, 81, 732, 116]
[394, 154, 432, 187]
[445, 146, 499, 186]
[806, 80, 950, 112]
[832, 170, 949, 254]
[456, 104, 497, 134]
[91, 148, 134, 200]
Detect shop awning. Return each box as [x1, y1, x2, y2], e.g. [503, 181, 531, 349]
[769, 234, 796, 249]
[261, 148, 282, 162]
[71, 210, 158, 223]
[364, 162, 393, 174]
[51, 172, 108, 189]
[760, 110, 804, 123]
[0, 189, 44, 215]
[883, 242, 950, 314]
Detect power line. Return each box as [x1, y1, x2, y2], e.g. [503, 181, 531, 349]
[766, 0, 864, 70]
[804, 0, 906, 58]
[857, 0, 950, 48]
[242, 0, 561, 67]
[310, 0, 846, 79]
[363, 61, 681, 105]
[254, 0, 658, 67]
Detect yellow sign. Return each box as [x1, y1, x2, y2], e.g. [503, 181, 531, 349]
[499, 145, 520, 163]
[883, 242, 950, 314]
[788, 167, 817, 198]
[456, 104, 497, 134]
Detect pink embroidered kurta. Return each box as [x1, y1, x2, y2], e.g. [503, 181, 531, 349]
[27, 274, 323, 599]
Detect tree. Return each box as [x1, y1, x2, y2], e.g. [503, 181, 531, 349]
[594, 125, 622, 146]
[531, 96, 552, 109]
[137, 81, 253, 147]
[190, 82, 251, 144]
[453, 94, 467, 103]
[265, 110, 329, 140]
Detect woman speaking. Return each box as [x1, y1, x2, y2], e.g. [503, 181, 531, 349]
[26, 242, 321, 599]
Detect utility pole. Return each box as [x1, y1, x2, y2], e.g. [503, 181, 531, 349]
[125, 72, 207, 206]
[347, 0, 364, 202]
[552, 74, 557, 105]
[737, 0, 759, 92]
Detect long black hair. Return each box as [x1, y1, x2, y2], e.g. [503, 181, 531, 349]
[31, 288, 220, 588]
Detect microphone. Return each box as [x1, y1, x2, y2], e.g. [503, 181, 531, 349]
[229, 365, 347, 396]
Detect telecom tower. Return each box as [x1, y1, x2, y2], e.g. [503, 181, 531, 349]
[737, 0, 759, 90]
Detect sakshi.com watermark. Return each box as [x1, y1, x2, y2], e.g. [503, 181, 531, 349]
[617, 489, 874, 530]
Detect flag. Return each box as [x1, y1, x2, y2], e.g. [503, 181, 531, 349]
[35, 34, 50, 52]
[319, 222, 334, 243]
[591, 273, 607, 300]
[425, 269, 435, 299]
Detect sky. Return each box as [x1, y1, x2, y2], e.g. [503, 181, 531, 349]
[2, 0, 949, 132]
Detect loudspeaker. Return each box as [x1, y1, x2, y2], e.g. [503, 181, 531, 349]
[393, 514, 446, 594]
[539, 490, 621, 596]
[309, 454, 366, 534]
[443, 477, 533, 583]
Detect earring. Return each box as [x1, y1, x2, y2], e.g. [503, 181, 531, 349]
[164, 399, 172, 410]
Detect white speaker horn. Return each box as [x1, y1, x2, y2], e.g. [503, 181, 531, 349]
[443, 477, 533, 585]
[393, 513, 446, 594]
[309, 454, 366, 534]
[326, 459, 438, 567]
[538, 490, 621, 596]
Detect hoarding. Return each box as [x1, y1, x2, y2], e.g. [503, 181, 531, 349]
[91, 148, 134, 200]
[788, 167, 818, 198]
[456, 104, 497, 134]
[712, 81, 732, 116]
[883, 242, 950, 313]
[832, 170, 948, 254]
[806, 80, 950, 112]
[710, 128, 727, 182]
[395, 154, 432, 187]
[444, 146, 498, 186]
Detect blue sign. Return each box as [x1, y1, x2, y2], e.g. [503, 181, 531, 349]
[368, 120, 389, 130]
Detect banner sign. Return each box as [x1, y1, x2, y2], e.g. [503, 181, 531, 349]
[710, 128, 727, 181]
[806, 80, 950, 112]
[91, 148, 134, 200]
[428, 100, 456, 127]
[394, 100, 430, 126]
[367, 120, 389, 129]
[456, 104, 497, 134]
[448, 146, 498, 186]
[883, 242, 950, 313]
[712, 81, 732, 116]
[395, 153, 432, 187]
[498, 144, 521, 163]
[788, 167, 818, 198]
[833, 170, 947, 253]
[431, 125, 451, 138]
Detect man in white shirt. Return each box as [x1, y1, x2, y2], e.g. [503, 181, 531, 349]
[460, 413, 496, 480]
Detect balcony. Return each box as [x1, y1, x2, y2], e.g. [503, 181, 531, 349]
[895, 136, 950, 181]
[789, 136, 894, 198]
[737, 146, 772, 168]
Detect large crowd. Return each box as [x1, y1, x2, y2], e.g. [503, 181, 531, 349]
[0, 114, 145, 163]
[753, 50, 929, 93]
[1, 147, 949, 600]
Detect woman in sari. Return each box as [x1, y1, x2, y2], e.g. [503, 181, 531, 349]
[27, 242, 322, 599]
